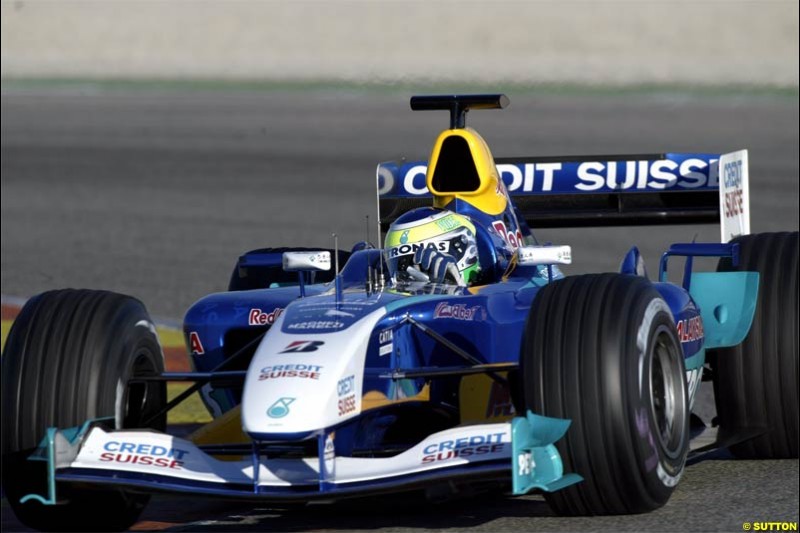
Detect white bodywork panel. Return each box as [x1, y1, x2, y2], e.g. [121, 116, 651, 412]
[240, 307, 387, 436]
[68, 423, 512, 487]
[718, 150, 750, 243]
[282, 251, 331, 271]
[517, 245, 572, 266]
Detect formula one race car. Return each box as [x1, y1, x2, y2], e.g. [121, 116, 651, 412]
[2, 94, 797, 531]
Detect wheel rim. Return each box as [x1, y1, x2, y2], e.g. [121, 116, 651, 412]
[121, 349, 165, 430]
[649, 327, 687, 459]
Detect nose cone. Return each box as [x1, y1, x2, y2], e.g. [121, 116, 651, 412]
[240, 304, 386, 440]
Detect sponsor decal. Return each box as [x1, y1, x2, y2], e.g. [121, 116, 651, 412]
[284, 298, 382, 334]
[337, 375, 357, 416]
[189, 331, 204, 355]
[259, 363, 323, 381]
[435, 215, 461, 232]
[724, 182, 745, 218]
[388, 240, 450, 259]
[323, 433, 336, 477]
[517, 451, 535, 476]
[392, 158, 718, 196]
[379, 329, 394, 344]
[572, 160, 714, 192]
[267, 397, 295, 418]
[378, 329, 393, 356]
[284, 251, 331, 271]
[491, 220, 524, 250]
[676, 316, 704, 343]
[308, 253, 329, 266]
[494, 178, 505, 197]
[686, 368, 702, 406]
[379, 343, 393, 356]
[286, 321, 345, 331]
[337, 375, 355, 397]
[421, 432, 506, 464]
[249, 308, 284, 326]
[517, 245, 572, 265]
[295, 298, 378, 310]
[485, 381, 515, 418]
[433, 302, 482, 321]
[325, 309, 355, 318]
[338, 395, 356, 417]
[99, 441, 189, 469]
[279, 340, 325, 353]
[497, 163, 562, 193]
[722, 158, 745, 218]
[399, 230, 410, 244]
[719, 150, 750, 242]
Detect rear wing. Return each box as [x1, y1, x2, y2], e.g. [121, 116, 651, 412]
[377, 151, 750, 243]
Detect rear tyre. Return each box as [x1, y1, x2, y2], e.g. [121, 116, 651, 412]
[521, 274, 689, 515]
[711, 232, 798, 458]
[1, 289, 167, 532]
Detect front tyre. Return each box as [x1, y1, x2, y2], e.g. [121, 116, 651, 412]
[521, 274, 689, 515]
[1, 289, 167, 532]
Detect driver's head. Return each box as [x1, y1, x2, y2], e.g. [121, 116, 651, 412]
[384, 207, 480, 285]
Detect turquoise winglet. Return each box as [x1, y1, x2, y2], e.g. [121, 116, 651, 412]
[20, 427, 58, 505]
[511, 411, 582, 495]
[689, 271, 759, 349]
[20, 417, 112, 506]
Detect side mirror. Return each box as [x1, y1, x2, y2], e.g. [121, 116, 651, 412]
[517, 245, 572, 266]
[282, 251, 331, 272]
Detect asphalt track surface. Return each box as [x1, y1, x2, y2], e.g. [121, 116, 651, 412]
[1, 87, 798, 532]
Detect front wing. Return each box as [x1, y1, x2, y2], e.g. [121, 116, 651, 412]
[22, 413, 581, 504]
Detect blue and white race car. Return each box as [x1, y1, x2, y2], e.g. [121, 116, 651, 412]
[2, 94, 797, 531]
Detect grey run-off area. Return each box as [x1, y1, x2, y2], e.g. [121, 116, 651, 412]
[1, 87, 798, 532]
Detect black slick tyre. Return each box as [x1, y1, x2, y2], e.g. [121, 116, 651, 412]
[521, 274, 689, 515]
[1, 289, 167, 532]
[711, 231, 798, 458]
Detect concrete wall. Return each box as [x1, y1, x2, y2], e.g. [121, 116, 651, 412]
[2, 0, 798, 87]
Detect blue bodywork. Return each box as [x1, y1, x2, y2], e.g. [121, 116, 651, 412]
[183, 240, 749, 451]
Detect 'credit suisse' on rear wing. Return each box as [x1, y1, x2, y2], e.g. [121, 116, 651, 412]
[376, 151, 750, 243]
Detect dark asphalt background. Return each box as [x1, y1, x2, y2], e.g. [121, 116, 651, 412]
[1, 87, 798, 531]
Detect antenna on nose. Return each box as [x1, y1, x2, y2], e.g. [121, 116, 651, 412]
[333, 233, 342, 305]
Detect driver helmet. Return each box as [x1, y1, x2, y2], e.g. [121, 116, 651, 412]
[384, 207, 480, 285]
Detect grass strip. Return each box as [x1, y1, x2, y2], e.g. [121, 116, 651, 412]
[2, 77, 797, 100]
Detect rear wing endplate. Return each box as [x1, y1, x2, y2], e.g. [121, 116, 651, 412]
[377, 151, 750, 242]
